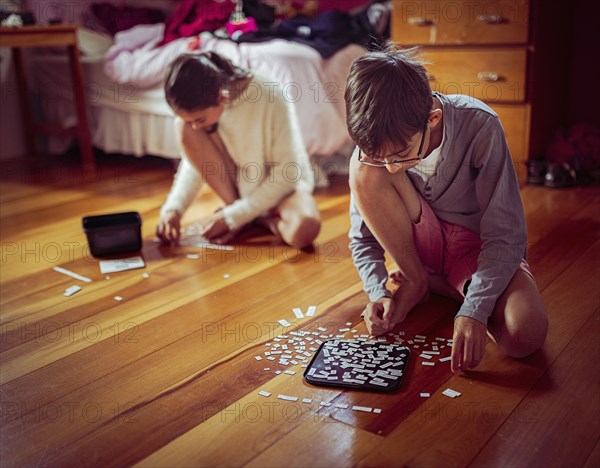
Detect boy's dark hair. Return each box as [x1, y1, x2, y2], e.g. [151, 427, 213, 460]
[164, 52, 250, 111]
[345, 45, 433, 156]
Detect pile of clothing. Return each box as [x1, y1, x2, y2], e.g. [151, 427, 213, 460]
[160, 0, 391, 57]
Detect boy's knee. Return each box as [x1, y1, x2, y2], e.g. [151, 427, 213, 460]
[498, 309, 549, 358]
[349, 158, 385, 191]
[349, 163, 366, 192]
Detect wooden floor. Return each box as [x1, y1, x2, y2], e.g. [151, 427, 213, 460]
[1, 153, 599, 467]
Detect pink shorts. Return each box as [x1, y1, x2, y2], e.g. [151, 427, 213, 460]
[412, 196, 533, 297]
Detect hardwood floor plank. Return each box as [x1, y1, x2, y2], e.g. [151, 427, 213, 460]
[1, 170, 172, 237]
[470, 308, 600, 467]
[243, 418, 382, 468]
[0, 207, 165, 283]
[0, 286, 367, 467]
[315, 200, 600, 437]
[317, 295, 458, 436]
[0, 181, 49, 203]
[0, 276, 364, 424]
[584, 437, 600, 468]
[135, 385, 382, 468]
[0, 204, 350, 350]
[521, 185, 600, 245]
[0, 187, 349, 287]
[1, 157, 598, 468]
[0, 191, 349, 302]
[352, 240, 600, 467]
[1, 186, 87, 217]
[0, 224, 353, 382]
[1, 192, 165, 244]
[0, 167, 169, 219]
[527, 201, 600, 290]
[0, 253, 367, 465]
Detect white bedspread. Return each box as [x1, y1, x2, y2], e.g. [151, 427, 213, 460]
[104, 24, 365, 157]
[29, 24, 363, 164]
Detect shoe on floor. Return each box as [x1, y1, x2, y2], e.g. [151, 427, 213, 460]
[527, 159, 547, 185]
[544, 163, 578, 188]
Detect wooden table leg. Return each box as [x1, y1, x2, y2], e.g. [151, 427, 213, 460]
[12, 47, 36, 158]
[67, 43, 95, 170]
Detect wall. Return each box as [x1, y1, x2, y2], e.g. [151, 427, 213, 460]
[24, 0, 175, 26]
[0, 0, 175, 160]
[566, 0, 600, 127]
[2, 0, 596, 160]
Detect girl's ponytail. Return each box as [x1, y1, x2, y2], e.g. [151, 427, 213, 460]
[206, 52, 250, 84]
[164, 52, 251, 112]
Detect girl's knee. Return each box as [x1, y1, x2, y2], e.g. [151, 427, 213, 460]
[284, 215, 321, 249]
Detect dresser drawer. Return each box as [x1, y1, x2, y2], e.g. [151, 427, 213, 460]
[425, 48, 527, 102]
[392, 0, 529, 45]
[490, 103, 531, 167]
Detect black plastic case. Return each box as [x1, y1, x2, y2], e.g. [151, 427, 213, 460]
[303, 339, 410, 393]
[82, 211, 142, 257]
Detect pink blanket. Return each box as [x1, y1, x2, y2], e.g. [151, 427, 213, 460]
[104, 24, 364, 157]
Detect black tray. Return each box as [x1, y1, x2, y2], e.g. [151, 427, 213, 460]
[303, 339, 410, 392]
[82, 211, 142, 257]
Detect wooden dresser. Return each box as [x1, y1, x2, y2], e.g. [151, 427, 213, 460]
[391, 0, 572, 178]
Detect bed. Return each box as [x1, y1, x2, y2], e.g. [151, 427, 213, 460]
[27, 1, 385, 177]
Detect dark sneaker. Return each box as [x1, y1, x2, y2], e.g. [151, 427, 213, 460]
[527, 159, 547, 185]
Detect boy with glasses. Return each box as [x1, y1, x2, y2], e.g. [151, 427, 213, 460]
[346, 46, 548, 373]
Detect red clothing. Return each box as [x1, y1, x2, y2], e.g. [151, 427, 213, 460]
[160, 0, 235, 45]
[312, 0, 371, 13]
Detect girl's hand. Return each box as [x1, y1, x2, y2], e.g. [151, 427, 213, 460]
[200, 211, 238, 244]
[156, 210, 181, 244]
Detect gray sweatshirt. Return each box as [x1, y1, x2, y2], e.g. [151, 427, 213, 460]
[348, 93, 527, 325]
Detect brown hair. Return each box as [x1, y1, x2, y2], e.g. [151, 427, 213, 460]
[345, 45, 433, 156]
[164, 52, 251, 111]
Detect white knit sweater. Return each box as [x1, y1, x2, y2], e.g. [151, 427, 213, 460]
[160, 74, 315, 229]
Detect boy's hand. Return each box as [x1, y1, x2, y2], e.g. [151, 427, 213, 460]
[362, 297, 394, 336]
[451, 316, 487, 373]
[156, 210, 181, 244]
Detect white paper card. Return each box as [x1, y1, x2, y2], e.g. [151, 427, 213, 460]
[64, 285, 81, 297]
[99, 256, 145, 274]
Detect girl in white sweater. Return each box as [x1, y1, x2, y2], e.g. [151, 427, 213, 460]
[157, 52, 321, 248]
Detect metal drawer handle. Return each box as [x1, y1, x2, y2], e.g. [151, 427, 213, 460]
[408, 17, 435, 26]
[477, 15, 505, 24]
[477, 71, 500, 82]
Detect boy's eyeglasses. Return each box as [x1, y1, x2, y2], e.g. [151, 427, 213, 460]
[358, 122, 428, 168]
